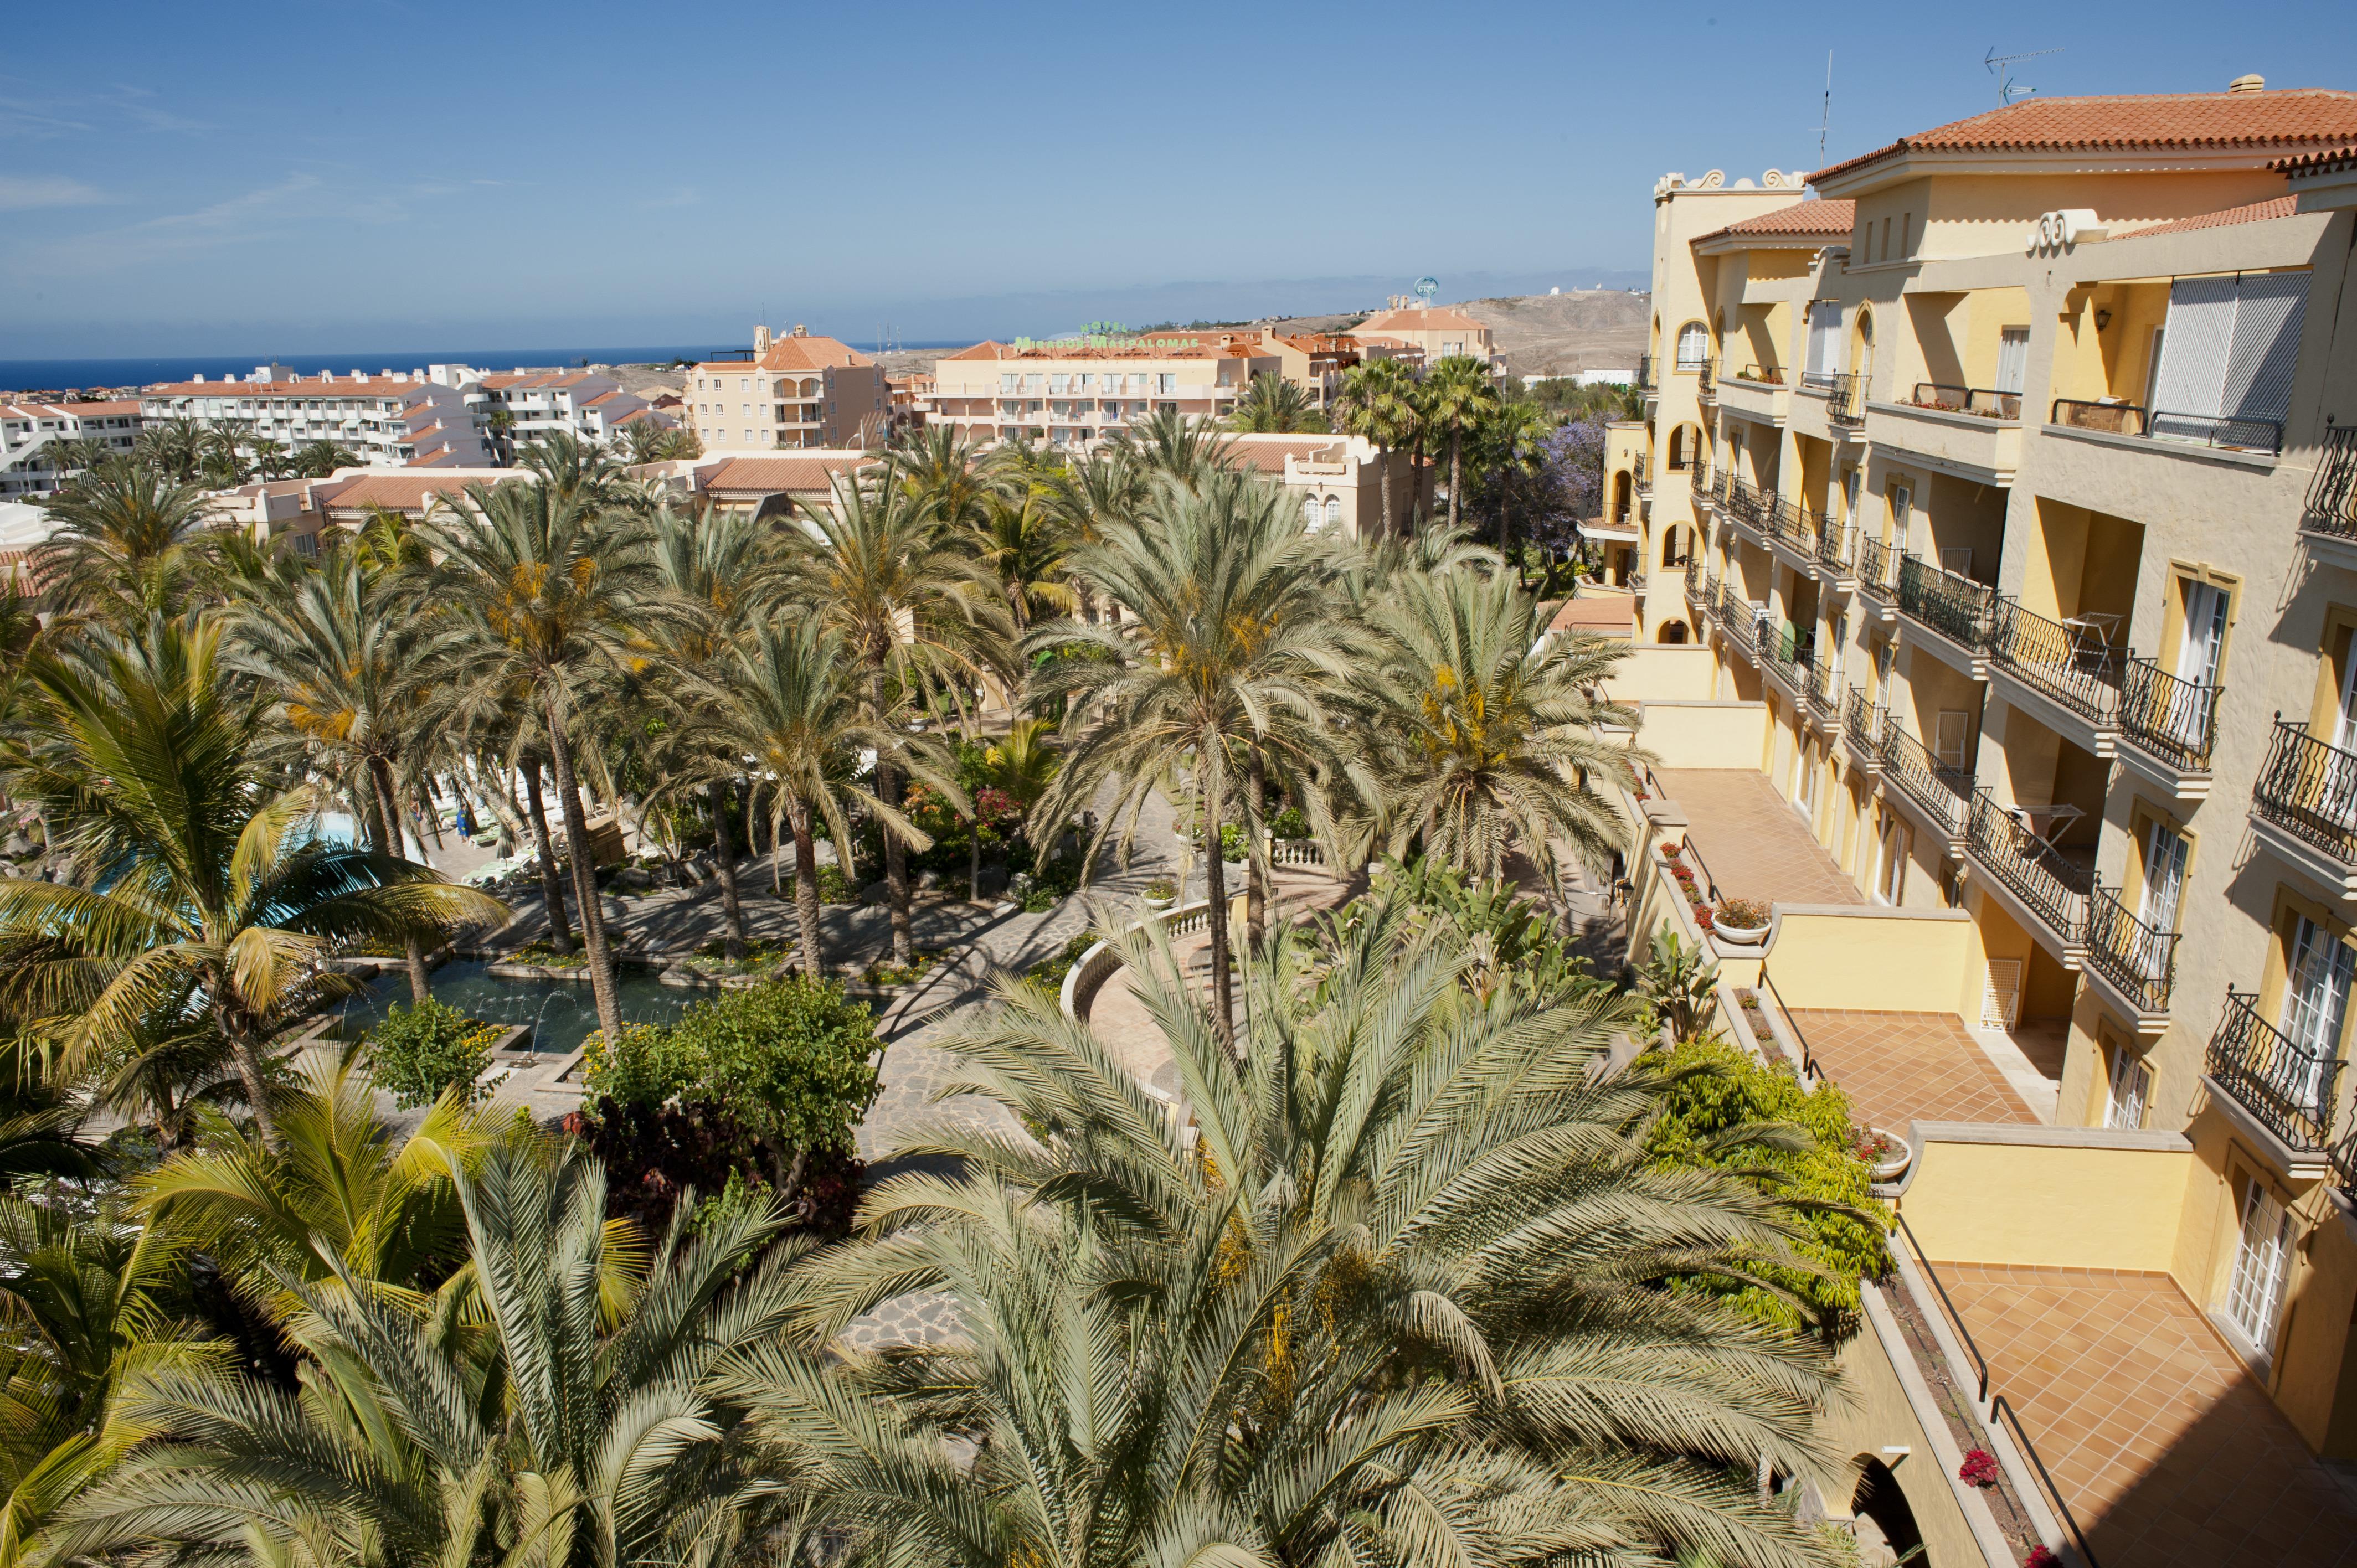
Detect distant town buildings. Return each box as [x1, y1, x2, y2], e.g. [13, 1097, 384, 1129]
[1349, 304, 1500, 369]
[471, 372, 675, 461]
[1, 398, 143, 497]
[686, 326, 888, 452]
[138, 370, 493, 468]
[932, 333, 1278, 447]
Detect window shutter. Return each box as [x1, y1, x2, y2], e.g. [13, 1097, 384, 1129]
[2149, 276, 2236, 436]
[2222, 271, 2307, 434]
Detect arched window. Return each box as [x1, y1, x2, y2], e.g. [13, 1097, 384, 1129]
[1612, 471, 1632, 523]
[1303, 495, 1321, 525]
[1675, 321, 1709, 369]
[799, 377, 821, 396]
[1849, 308, 1875, 378]
[1658, 621, 1689, 644]
[1324, 497, 1342, 526]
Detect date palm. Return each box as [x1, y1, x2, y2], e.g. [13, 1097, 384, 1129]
[132, 417, 205, 483]
[414, 477, 685, 1041]
[289, 440, 358, 478]
[790, 474, 999, 965]
[1119, 406, 1235, 488]
[0, 617, 503, 1148]
[30, 463, 213, 625]
[1333, 356, 1419, 535]
[45, 437, 106, 481]
[60, 1143, 812, 1568]
[1357, 565, 1639, 890]
[767, 889, 1841, 1568]
[891, 422, 1008, 534]
[965, 494, 1073, 632]
[1026, 473, 1359, 1045]
[1230, 370, 1319, 433]
[1424, 354, 1503, 533]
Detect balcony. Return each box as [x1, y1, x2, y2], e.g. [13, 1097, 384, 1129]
[2047, 396, 2285, 457]
[1854, 535, 1898, 615]
[1758, 622, 1809, 699]
[1767, 496, 1820, 568]
[1811, 521, 1855, 588]
[1721, 476, 1770, 545]
[1842, 687, 1885, 772]
[2080, 885, 2179, 1029]
[1717, 365, 1788, 426]
[2206, 988, 2343, 1169]
[1866, 389, 2024, 484]
[1716, 600, 1770, 667]
[1880, 723, 1972, 847]
[1690, 357, 1716, 399]
[2250, 720, 2357, 901]
[1965, 790, 2092, 959]
[2116, 657, 2222, 790]
[1804, 656, 1842, 734]
[1799, 370, 1866, 433]
[1896, 555, 1995, 675]
[2300, 426, 2357, 569]
[1986, 597, 2123, 750]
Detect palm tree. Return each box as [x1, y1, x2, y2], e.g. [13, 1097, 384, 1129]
[618, 419, 701, 465]
[1025, 473, 1357, 1044]
[769, 889, 1843, 1568]
[1229, 371, 1322, 433]
[891, 422, 1008, 535]
[965, 494, 1073, 632]
[132, 417, 205, 483]
[61, 1143, 810, 1568]
[1332, 357, 1419, 535]
[1119, 406, 1235, 488]
[1476, 400, 1556, 562]
[1424, 354, 1504, 533]
[289, 440, 358, 478]
[227, 543, 444, 1000]
[791, 474, 999, 966]
[415, 477, 683, 1042]
[30, 463, 212, 625]
[44, 437, 106, 482]
[198, 427, 249, 489]
[0, 617, 502, 1147]
[703, 618, 960, 978]
[1043, 445, 1150, 623]
[0, 1197, 227, 1568]
[1357, 565, 1638, 892]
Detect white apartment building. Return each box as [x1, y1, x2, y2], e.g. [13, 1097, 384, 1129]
[471, 371, 677, 460]
[932, 333, 1277, 448]
[0, 398, 144, 497]
[687, 326, 888, 452]
[139, 369, 492, 467]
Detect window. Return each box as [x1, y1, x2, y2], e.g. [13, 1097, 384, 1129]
[1995, 327, 2030, 395]
[1805, 305, 1840, 379]
[1674, 321, 1708, 369]
[1888, 481, 1912, 546]
[1875, 813, 1906, 904]
[2137, 819, 2188, 950]
[2148, 273, 2308, 447]
[2279, 915, 2351, 1109]
[739, 378, 749, 391]
[2226, 1178, 2295, 1354]
[2106, 1041, 2151, 1130]
[1324, 496, 1341, 526]
[1303, 496, 1321, 525]
[1934, 710, 1971, 769]
[1158, 373, 1177, 394]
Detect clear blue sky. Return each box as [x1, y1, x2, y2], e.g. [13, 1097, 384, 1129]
[6, 0, 2355, 357]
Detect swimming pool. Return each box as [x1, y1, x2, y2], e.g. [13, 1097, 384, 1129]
[325, 959, 698, 1057]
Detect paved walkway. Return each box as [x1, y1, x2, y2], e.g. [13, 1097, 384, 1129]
[1938, 1263, 2357, 1568]
[1657, 768, 1862, 908]
[1786, 1009, 2039, 1128]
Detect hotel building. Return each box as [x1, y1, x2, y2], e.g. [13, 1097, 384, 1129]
[138, 370, 491, 467]
[931, 333, 1278, 448]
[1349, 303, 1500, 369]
[472, 372, 676, 461]
[1590, 82, 2357, 1567]
[0, 398, 144, 497]
[686, 326, 888, 452]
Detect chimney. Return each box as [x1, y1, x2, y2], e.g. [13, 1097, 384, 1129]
[2229, 73, 2265, 94]
[754, 324, 772, 354]
[792, 323, 807, 338]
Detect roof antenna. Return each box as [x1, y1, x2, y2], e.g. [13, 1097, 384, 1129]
[1819, 51, 1833, 163]
[1985, 45, 2063, 106]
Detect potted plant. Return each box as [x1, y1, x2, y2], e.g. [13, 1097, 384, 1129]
[1712, 896, 1771, 945]
[1855, 1125, 1913, 1183]
[1218, 823, 1249, 870]
[1142, 879, 1176, 912]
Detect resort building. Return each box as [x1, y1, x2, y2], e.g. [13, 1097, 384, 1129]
[1227, 433, 1414, 538]
[639, 451, 883, 523]
[471, 372, 676, 461]
[1593, 80, 2357, 1568]
[1347, 303, 1500, 370]
[686, 326, 888, 452]
[0, 397, 145, 497]
[930, 333, 1278, 448]
[137, 371, 492, 467]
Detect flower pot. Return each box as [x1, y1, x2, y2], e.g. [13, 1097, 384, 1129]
[1143, 895, 1174, 912]
[1865, 1130, 1912, 1183]
[1713, 920, 1770, 946]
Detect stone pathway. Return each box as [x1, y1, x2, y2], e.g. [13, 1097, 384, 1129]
[1656, 768, 1862, 908]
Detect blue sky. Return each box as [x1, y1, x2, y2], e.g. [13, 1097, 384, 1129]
[6, 0, 2356, 355]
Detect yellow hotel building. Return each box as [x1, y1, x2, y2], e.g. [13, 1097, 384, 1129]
[1595, 82, 2357, 1568]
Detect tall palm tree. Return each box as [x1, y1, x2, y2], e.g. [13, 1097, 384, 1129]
[965, 494, 1073, 632]
[1332, 357, 1419, 535]
[1477, 399, 1556, 560]
[702, 618, 960, 978]
[415, 477, 683, 1042]
[769, 890, 1844, 1568]
[1119, 407, 1235, 488]
[30, 463, 213, 625]
[289, 440, 358, 478]
[132, 417, 206, 484]
[1424, 354, 1504, 533]
[198, 427, 250, 489]
[61, 1143, 810, 1568]
[1357, 566, 1638, 891]
[226, 543, 444, 1000]
[0, 617, 502, 1147]
[1025, 473, 1358, 1044]
[44, 437, 106, 482]
[1043, 445, 1150, 623]
[791, 474, 999, 966]
[1229, 371, 1321, 433]
[891, 422, 1008, 536]
[0, 1197, 227, 1568]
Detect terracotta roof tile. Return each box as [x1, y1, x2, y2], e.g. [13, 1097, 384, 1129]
[1699, 199, 1856, 241]
[2276, 145, 2357, 176]
[1810, 88, 2357, 185]
[318, 472, 519, 515]
[694, 334, 873, 375]
[1547, 595, 1634, 637]
[1354, 306, 1489, 334]
[702, 454, 879, 497]
[2128, 195, 2301, 235]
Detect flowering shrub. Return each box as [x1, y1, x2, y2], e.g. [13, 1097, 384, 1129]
[2025, 1549, 2058, 1568]
[1958, 1448, 2000, 1488]
[1716, 896, 1769, 929]
[1852, 1127, 1902, 1163]
[369, 998, 501, 1110]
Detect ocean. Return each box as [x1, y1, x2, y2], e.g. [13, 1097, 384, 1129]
[0, 342, 974, 394]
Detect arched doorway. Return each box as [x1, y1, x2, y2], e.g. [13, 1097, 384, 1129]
[1850, 1458, 1924, 1568]
[1612, 471, 1632, 523]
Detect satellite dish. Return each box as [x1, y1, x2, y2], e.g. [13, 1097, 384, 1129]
[1414, 276, 1439, 300]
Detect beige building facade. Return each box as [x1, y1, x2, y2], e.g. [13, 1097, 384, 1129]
[932, 333, 1276, 448]
[687, 326, 888, 452]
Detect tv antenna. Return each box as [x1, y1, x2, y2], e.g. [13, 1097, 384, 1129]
[1819, 52, 1833, 162]
[1985, 45, 2062, 106]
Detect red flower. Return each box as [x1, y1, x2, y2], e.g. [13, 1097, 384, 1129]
[1958, 1450, 2000, 1488]
[2024, 1549, 2058, 1568]
[1695, 906, 1715, 929]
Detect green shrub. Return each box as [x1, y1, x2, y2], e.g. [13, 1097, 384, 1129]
[1643, 1036, 1890, 1340]
[1217, 823, 1248, 861]
[1268, 805, 1310, 840]
[1021, 933, 1095, 998]
[369, 998, 499, 1109]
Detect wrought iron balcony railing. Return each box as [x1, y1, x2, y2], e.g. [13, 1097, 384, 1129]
[1855, 535, 1898, 597]
[1636, 355, 1656, 394]
[1896, 554, 1996, 652]
[1881, 723, 1973, 835]
[2083, 885, 2179, 1016]
[2209, 988, 2344, 1153]
[1908, 383, 2022, 420]
[1988, 597, 2124, 726]
[1769, 496, 1819, 555]
[1717, 600, 1763, 659]
[1806, 654, 1840, 714]
[1691, 454, 1712, 497]
[1845, 686, 1885, 751]
[1966, 790, 2093, 946]
[2047, 396, 2284, 455]
[1760, 623, 1810, 693]
[1826, 372, 1866, 427]
[1722, 477, 1769, 532]
[2118, 657, 2224, 773]
[2305, 426, 2357, 542]
[1696, 358, 1716, 395]
[1814, 522, 1855, 576]
[2254, 719, 2357, 864]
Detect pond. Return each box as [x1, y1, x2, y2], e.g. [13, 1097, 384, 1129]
[324, 960, 698, 1057]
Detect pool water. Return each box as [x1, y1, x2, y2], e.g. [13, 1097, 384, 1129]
[328, 960, 698, 1056]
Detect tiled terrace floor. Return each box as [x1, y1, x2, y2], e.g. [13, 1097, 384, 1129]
[1785, 1009, 2039, 1128]
[1936, 1263, 2357, 1568]
[1656, 768, 1862, 907]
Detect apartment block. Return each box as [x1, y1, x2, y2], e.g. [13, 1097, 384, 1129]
[932, 333, 1277, 449]
[1348, 303, 1500, 370]
[138, 370, 491, 467]
[687, 326, 887, 452]
[0, 398, 144, 496]
[1594, 81, 2357, 1568]
[472, 371, 676, 460]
